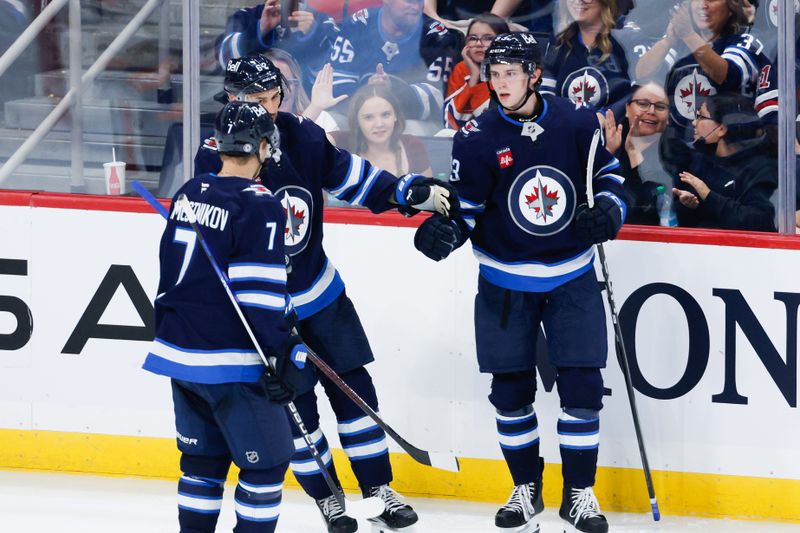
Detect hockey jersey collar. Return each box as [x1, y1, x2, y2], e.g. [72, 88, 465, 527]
[497, 97, 549, 127]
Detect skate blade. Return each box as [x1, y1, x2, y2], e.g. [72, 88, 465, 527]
[496, 520, 541, 533]
[370, 523, 419, 532]
[345, 496, 385, 520]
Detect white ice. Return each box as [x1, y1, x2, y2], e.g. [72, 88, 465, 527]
[0, 471, 796, 533]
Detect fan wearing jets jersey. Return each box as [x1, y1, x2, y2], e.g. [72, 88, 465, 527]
[195, 55, 456, 533]
[636, 0, 771, 173]
[143, 102, 308, 533]
[540, 0, 632, 115]
[414, 32, 627, 533]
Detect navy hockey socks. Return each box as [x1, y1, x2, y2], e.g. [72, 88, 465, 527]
[289, 426, 339, 500]
[177, 474, 226, 532]
[496, 405, 542, 485]
[558, 408, 600, 488]
[233, 465, 287, 533]
[338, 413, 391, 488]
[324, 367, 392, 489]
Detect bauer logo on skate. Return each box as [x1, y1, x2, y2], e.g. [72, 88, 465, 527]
[508, 166, 576, 236]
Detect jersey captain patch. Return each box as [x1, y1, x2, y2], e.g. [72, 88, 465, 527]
[276, 185, 313, 255]
[508, 166, 577, 236]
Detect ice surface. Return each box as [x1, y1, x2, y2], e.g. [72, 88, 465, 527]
[0, 471, 796, 532]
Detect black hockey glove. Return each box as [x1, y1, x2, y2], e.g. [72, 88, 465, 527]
[261, 334, 308, 405]
[395, 174, 459, 218]
[414, 213, 461, 261]
[574, 195, 623, 244]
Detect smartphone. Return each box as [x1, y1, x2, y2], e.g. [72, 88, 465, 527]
[281, 0, 302, 28]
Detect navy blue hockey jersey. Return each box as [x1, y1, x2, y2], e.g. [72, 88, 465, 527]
[665, 32, 771, 130]
[214, 3, 339, 76]
[143, 175, 292, 384]
[325, 8, 463, 119]
[450, 96, 627, 292]
[195, 111, 400, 320]
[541, 32, 632, 115]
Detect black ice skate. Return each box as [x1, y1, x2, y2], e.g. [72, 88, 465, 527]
[494, 479, 544, 532]
[559, 485, 609, 533]
[316, 493, 358, 533]
[361, 484, 418, 531]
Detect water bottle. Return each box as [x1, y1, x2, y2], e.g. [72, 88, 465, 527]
[655, 185, 678, 227]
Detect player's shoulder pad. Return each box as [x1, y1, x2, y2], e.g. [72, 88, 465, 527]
[201, 136, 218, 152]
[351, 8, 370, 26]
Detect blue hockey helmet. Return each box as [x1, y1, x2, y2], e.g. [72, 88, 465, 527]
[214, 101, 275, 157]
[480, 32, 544, 82]
[220, 55, 284, 103]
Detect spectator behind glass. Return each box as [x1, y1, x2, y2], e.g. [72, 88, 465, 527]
[213, 1, 339, 89]
[310, 0, 464, 124]
[599, 82, 672, 224]
[672, 93, 776, 231]
[541, 0, 632, 114]
[331, 84, 433, 177]
[263, 48, 343, 132]
[444, 13, 509, 129]
[423, 0, 558, 35]
[638, 0, 770, 176]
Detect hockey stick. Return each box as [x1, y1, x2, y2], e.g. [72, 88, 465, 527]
[301, 347, 460, 472]
[134, 181, 460, 472]
[133, 183, 383, 518]
[585, 132, 661, 521]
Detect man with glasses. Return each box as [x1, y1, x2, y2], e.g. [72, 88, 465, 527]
[414, 32, 625, 533]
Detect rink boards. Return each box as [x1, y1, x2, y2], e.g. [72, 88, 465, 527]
[1, 191, 799, 522]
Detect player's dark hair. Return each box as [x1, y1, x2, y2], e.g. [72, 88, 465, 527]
[466, 12, 510, 38]
[700, 92, 763, 144]
[686, 0, 749, 37]
[347, 84, 407, 174]
[556, 0, 618, 62]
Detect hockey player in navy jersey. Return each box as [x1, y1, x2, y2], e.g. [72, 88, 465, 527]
[143, 101, 308, 533]
[414, 33, 627, 533]
[196, 54, 455, 533]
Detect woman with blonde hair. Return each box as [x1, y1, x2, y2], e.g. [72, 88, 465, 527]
[541, 0, 632, 114]
[331, 84, 433, 177]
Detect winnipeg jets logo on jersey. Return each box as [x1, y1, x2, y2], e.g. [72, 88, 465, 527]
[564, 68, 609, 109]
[767, 0, 799, 27]
[673, 67, 715, 121]
[508, 166, 577, 236]
[276, 186, 313, 255]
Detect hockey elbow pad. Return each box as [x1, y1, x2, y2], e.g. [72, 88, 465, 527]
[574, 195, 623, 244]
[414, 213, 461, 261]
